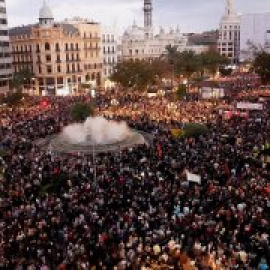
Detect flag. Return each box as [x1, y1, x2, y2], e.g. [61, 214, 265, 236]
[186, 170, 201, 185]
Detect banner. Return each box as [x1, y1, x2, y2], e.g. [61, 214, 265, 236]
[186, 170, 201, 185]
[236, 102, 263, 110]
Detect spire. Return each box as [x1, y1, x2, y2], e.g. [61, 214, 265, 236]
[226, 0, 236, 16]
[39, 0, 54, 27]
[143, 0, 153, 28]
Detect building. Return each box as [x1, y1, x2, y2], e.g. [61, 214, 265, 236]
[240, 12, 270, 61]
[122, 0, 209, 61]
[187, 31, 219, 52]
[0, 0, 12, 93]
[102, 26, 119, 88]
[9, 1, 102, 95]
[218, 0, 240, 64]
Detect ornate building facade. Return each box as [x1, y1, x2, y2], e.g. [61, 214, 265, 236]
[0, 0, 12, 93]
[102, 26, 118, 78]
[10, 1, 102, 95]
[122, 0, 209, 61]
[218, 0, 240, 64]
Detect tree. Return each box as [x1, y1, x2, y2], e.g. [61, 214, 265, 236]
[10, 68, 34, 91]
[175, 84, 187, 100]
[183, 123, 208, 138]
[253, 51, 270, 84]
[111, 59, 164, 91]
[163, 44, 179, 65]
[71, 103, 94, 122]
[198, 51, 229, 77]
[1, 90, 24, 107]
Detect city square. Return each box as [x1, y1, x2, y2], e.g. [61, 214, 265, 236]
[0, 0, 270, 269]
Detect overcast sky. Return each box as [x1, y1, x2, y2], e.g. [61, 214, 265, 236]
[6, 0, 270, 33]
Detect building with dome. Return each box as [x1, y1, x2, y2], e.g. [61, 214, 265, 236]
[0, 0, 12, 93]
[9, 1, 102, 95]
[122, 0, 210, 61]
[218, 0, 240, 64]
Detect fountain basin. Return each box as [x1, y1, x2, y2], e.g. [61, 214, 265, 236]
[49, 130, 147, 154]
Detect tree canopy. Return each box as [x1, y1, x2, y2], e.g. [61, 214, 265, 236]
[253, 51, 270, 85]
[111, 59, 169, 91]
[111, 49, 229, 90]
[0, 90, 24, 107]
[10, 68, 33, 91]
[71, 103, 94, 122]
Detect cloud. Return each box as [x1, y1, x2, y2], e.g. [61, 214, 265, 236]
[5, 0, 270, 33]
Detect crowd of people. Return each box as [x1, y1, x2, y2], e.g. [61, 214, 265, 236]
[0, 92, 269, 269]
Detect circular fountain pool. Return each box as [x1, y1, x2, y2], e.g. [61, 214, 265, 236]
[48, 116, 147, 154]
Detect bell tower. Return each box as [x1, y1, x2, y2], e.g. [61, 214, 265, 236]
[144, 0, 153, 29]
[226, 0, 236, 17]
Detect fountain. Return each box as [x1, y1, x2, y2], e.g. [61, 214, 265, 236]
[49, 116, 147, 154]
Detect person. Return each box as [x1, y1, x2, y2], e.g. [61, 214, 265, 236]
[259, 258, 269, 270]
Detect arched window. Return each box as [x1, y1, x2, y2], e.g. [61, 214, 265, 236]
[45, 42, 50, 51]
[55, 43, 60, 52]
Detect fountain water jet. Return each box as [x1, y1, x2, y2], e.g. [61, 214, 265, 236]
[49, 116, 147, 154]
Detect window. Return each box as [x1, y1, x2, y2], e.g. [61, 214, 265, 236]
[0, 7, 6, 14]
[46, 55, 51, 62]
[47, 66, 52, 73]
[0, 19, 7, 25]
[55, 43, 60, 51]
[45, 42, 50, 51]
[57, 66, 61, 73]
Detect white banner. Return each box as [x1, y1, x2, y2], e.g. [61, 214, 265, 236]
[236, 102, 263, 110]
[186, 170, 201, 185]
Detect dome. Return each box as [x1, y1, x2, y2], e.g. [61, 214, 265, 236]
[39, 1, 54, 19]
[123, 23, 145, 40]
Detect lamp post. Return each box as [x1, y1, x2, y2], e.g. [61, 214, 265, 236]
[92, 142, 97, 189]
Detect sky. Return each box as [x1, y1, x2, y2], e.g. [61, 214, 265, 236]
[6, 0, 270, 33]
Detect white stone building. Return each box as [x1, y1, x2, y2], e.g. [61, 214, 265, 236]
[121, 0, 208, 61]
[102, 26, 119, 87]
[122, 23, 188, 61]
[218, 0, 241, 64]
[0, 0, 12, 92]
[240, 12, 270, 61]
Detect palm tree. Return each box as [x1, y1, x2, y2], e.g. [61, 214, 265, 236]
[161, 45, 179, 87]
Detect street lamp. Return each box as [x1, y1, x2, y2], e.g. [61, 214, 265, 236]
[92, 142, 97, 189]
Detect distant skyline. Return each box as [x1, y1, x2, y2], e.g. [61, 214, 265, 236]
[6, 0, 270, 33]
